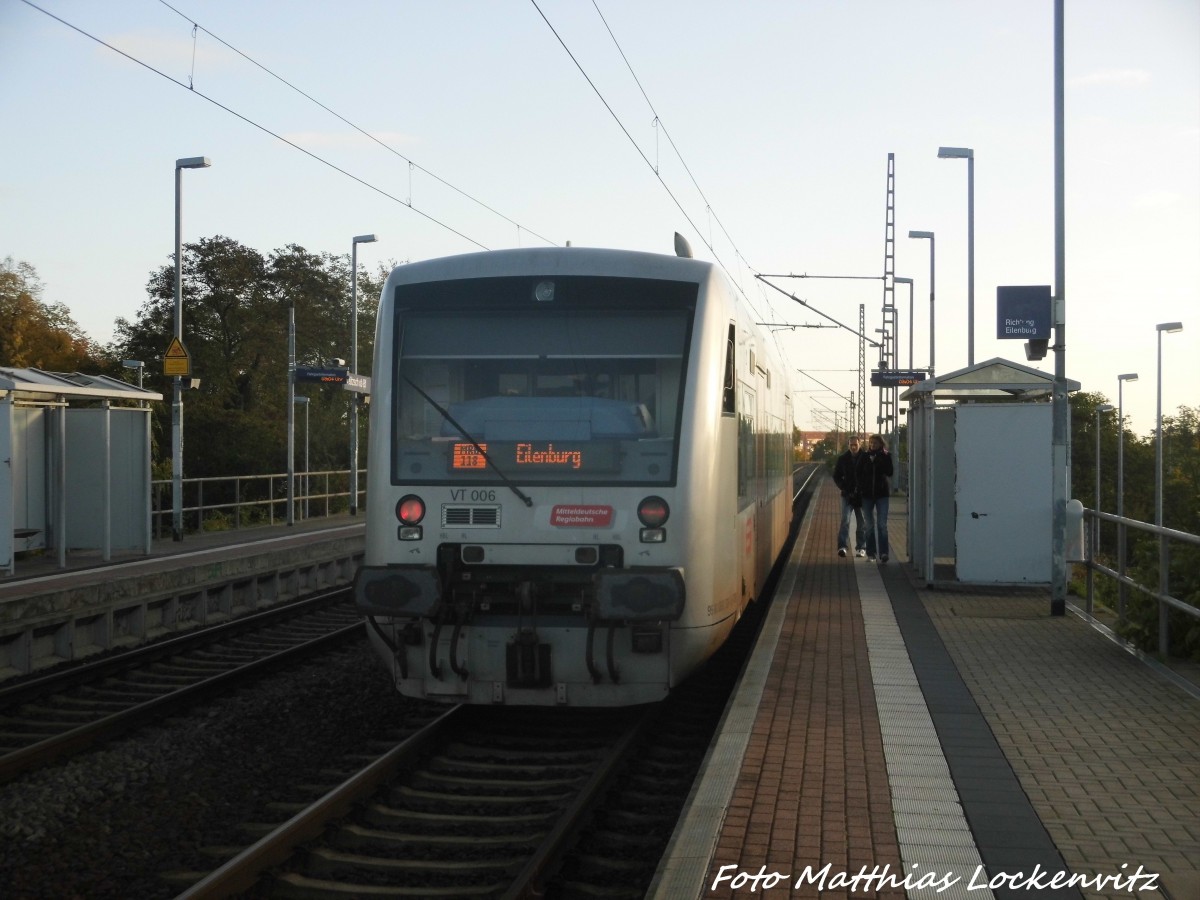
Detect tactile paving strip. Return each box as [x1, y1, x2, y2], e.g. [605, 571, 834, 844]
[856, 560, 995, 900]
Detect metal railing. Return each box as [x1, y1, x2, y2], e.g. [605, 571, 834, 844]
[151, 469, 363, 537]
[1083, 508, 1200, 657]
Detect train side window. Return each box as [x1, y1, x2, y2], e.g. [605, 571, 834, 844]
[722, 324, 736, 415]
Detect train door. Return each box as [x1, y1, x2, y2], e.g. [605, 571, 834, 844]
[738, 383, 756, 602]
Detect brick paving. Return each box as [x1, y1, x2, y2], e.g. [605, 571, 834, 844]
[704, 482, 906, 900]
[919, 585, 1200, 900]
[655, 474, 1200, 900]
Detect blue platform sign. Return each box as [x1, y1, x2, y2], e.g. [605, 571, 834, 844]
[997, 285, 1052, 339]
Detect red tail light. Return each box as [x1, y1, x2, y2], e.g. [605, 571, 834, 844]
[637, 496, 669, 527]
[396, 495, 426, 525]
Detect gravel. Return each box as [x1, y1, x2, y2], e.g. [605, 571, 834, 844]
[0, 639, 412, 900]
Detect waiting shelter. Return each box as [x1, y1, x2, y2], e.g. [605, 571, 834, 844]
[0, 368, 161, 575]
[901, 358, 1080, 587]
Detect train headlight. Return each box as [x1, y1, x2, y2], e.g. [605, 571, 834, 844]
[396, 494, 425, 541]
[637, 495, 669, 543]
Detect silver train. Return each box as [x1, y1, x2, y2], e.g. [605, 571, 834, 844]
[354, 244, 794, 706]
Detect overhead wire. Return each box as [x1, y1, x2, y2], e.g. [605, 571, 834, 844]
[528, 0, 768, 312]
[16, 0, 548, 252]
[581, 4, 879, 427]
[574, 1, 882, 427]
[588, 1, 760, 299]
[152, 0, 558, 248]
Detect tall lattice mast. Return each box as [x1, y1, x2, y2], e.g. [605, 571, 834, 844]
[858, 304, 866, 436]
[880, 153, 897, 444]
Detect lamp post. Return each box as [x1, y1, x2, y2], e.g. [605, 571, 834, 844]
[1116, 372, 1138, 618]
[349, 233, 377, 516]
[909, 231, 936, 584]
[121, 359, 145, 390]
[123, 360, 145, 413]
[1093, 403, 1113, 522]
[874, 326, 895, 451]
[1089, 403, 1113, 613]
[908, 231, 935, 377]
[1154, 321, 1183, 653]
[294, 396, 310, 519]
[172, 156, 211, 542]
[894, 276, 914, 371]
[892, 276, 914, 494]
[1155, 323, 1183, 528]
[937, 146, 974, 365]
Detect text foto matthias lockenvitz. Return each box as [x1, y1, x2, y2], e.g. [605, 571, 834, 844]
[710, 862, 1162, 894]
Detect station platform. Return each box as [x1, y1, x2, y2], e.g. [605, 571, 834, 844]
[653, 476, 1200, 900]
[0, 516, 363, 679]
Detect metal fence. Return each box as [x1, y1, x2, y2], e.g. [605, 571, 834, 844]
[1083, 508, 1200, 657]
[151, 469, 362, 537]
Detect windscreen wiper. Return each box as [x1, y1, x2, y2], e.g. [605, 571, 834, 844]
[402, 375, 534, 508]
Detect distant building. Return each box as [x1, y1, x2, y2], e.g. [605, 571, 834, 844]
[793, 430, 832, 459]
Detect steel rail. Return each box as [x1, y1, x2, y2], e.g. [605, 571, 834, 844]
[502, 704, 658, 899]
[174, 704, 464, 900]
[0, 615, 363, 783]
[0, 587, 353, 707]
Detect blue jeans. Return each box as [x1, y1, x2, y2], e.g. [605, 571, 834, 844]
[838, 494, 865, 551]
[861, 494, 890, 559]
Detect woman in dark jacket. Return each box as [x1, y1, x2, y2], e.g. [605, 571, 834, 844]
[855, 434, 893, 562]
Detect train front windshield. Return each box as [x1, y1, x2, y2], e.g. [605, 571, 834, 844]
[391, 275, 696, 487]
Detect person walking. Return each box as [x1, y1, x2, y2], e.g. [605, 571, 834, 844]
[856, 433, 894, 563]
[833, 435, 866, 558]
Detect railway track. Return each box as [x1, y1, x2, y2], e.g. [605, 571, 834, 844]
[0, 589, 362, 784]
[172, 468, 822, 899]
[175, 703, 654, 899]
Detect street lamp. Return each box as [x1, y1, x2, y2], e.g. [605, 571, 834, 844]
[1116, 374, 1138, 520]
[294, 396, 310, 519]
[121, 360, 144, 390]
[908, 232, 935, 377]
[1154, 321, 1182, 653]
[123, 360, 145, 410]
[1091, 403, 1114, 609]
[350, 233, 377, 516]
[1116, 372, 1138, 617]
[938, 146, 975, 365]
[894, 277, 914, 371]
[1155, 323, 1183, 527]
[1094, 403, 1113, 515]
[172, 155, 211, 542]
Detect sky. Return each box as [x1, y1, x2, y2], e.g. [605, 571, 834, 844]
[1, 0, 1197, 438]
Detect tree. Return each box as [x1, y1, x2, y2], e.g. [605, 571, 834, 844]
[108, 236, 387, 482]
[1072, 391, 1200, 660]
[0, 257, 107, 371]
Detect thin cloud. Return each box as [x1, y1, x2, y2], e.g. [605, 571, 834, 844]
[1069, 68, 1151, 88]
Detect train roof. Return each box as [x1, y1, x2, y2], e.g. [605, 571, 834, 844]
[384, 246, 717, 287]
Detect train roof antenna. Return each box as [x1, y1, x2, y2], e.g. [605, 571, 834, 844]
[674, 232, 693, 258]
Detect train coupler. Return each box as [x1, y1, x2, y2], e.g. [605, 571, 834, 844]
[506, 632, 552, 688]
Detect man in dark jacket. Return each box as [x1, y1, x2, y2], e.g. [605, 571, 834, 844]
[855, 433, 894, 563]
[832, 436, 865, 558]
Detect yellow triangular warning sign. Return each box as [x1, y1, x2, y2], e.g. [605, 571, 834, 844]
[164, 337, 191, 376]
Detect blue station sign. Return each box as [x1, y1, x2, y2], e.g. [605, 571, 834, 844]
[997, 285, 1052, 340]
